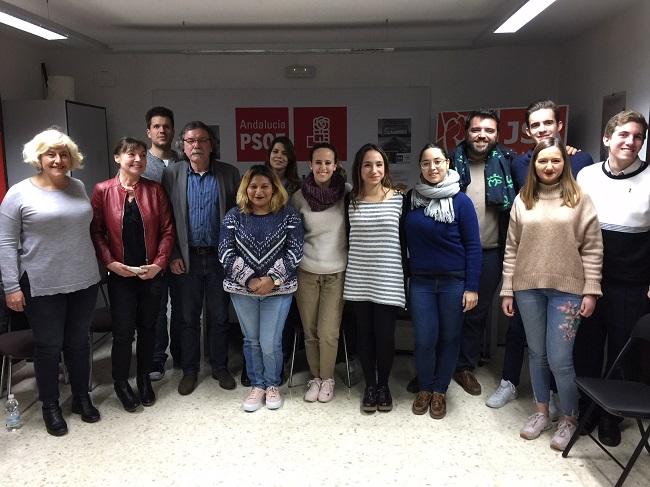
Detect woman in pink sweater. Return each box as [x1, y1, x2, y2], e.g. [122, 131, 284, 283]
[500, 137, 603, 451]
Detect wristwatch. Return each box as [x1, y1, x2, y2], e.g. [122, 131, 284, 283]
[269, 273, 282, 287]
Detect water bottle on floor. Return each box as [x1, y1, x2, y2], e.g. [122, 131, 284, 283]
[5, 394, 23, 431]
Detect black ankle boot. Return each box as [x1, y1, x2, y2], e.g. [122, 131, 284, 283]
[377, 385, 393, 412]
[71, 394, 101, 423]
[114, 380, 141, 412]
[362, 385, 377, 413]
[137, 374, 156, 407]
[42, 401, 68, 436]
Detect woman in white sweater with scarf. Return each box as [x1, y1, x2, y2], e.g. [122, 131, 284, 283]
[500, 137, 603, 451]
[292, 142, 349, 403]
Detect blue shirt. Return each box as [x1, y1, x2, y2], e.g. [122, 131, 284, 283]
[511, 149, 594, 192]
[404, 192, 482, 292]
[187, 166, 220, 247]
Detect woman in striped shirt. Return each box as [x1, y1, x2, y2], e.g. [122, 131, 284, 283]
[344, 144, 406, 413]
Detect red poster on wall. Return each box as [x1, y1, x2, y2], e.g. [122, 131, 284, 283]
[293, 107, 347, 161]
[236, 107, 289, 162]
[435, 106, 568, 154]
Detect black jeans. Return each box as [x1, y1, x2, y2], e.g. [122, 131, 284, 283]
[21, 274, 98, 403]
[457, 248, 502, 371]
[352, 301, 398, 387]
[108, 274, 162, 381]
[173, 249, 230, 376]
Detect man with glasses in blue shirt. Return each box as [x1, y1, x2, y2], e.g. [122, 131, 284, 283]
[162, 121, 240, 396]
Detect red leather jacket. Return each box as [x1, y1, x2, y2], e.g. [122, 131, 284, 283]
[90, 176, 175, 269]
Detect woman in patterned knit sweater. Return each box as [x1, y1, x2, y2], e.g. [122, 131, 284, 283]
[219, 165, 304, 412]
[500, 137, 603, 451]
[344, 143, 406, 413]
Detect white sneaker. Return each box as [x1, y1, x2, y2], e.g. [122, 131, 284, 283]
[304, 378, 322, 402]
[550, 419, 577, 451]
[485, 379, 517, 408]
[549, 392, 560, 422]
[243, 387, 266, 412]
[266, 386, 283, 410]
[520, 412, 552, 440]
[318, 378, 335, 403]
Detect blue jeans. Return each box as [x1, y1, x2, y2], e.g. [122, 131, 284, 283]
[174, 249, 230, 376]
[152, 272, 182, 368]
[410, 276, 465, 393]
[230, 293, 292, 388]
[515, 289, 582, 417]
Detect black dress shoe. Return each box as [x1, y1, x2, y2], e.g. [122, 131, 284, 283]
[376, 385, 393, 412]
[362, 385, 377, 413]
[137, 374, 156, 407]
[71, 394, 101, 423]
[406, 376, 419, 394]
[598, 416, 622, 447]
[42, 401, 68, 436]
[114, 380, 141, 412]
[212, 368, 236, 390]
[579, 412, 600, 436]
[241, 369, 251, 387]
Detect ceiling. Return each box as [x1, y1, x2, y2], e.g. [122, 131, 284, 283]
[0, 0, 642, 53]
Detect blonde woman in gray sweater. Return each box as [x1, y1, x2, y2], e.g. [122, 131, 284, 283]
[292, 142, 349, 403]
[500, 137, 603, 451]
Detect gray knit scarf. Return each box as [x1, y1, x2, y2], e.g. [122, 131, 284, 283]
[410, 169, 461, 223]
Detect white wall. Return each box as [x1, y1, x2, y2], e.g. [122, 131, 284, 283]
[559, 0, 650, 160]
[34, 45, 561, 158]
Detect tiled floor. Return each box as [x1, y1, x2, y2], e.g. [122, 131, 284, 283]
[2, 339, 649, 486]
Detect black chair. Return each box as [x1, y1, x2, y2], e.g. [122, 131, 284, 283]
[88, 279, 112, 390]
[0, 312, 35, 398]
[562, 313, 650, 487]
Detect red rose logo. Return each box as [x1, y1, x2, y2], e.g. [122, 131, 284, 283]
[435, 111, 469, 152]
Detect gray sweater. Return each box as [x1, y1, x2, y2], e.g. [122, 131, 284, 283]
[0, 177, 100, 296]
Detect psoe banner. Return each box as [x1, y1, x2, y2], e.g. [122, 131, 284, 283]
[236, 107, 289, 162]
[293, 107, 347, 161]
[435, 106, 568, 154]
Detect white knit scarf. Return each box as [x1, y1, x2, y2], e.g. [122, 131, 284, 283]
[410, 169, 461, 223]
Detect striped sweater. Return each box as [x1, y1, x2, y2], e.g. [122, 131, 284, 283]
[219, 205, 304, 296]
[343, 192, 406, 308]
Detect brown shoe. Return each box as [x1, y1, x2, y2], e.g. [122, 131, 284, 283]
[178, 374, 197, 396]
[412, 391, 433, 415]
[453, 370, 481, 396]
[429, 392, 446, 419]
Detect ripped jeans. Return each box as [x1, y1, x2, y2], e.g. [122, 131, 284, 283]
[515, 289, 582, 417]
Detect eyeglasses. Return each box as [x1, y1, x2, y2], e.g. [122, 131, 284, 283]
[183, 137, 210, 145]
[420, 159, 447, 169]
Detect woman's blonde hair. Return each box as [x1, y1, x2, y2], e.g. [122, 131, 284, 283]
[22, 128, 84, 170]
[236, 164, 288, 214]
[520, 137, 581, 210]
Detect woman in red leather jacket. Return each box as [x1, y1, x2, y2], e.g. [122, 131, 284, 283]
[91, 137, 175, 412]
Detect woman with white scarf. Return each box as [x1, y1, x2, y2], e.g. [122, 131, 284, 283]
[404, 143, 482, 420]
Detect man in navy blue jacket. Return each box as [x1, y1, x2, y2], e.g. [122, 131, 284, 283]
[486, 99, 595, 411]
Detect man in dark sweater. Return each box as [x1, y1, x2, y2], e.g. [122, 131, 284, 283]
[574, 110, 650, 447]
[486, 99, 595, 410]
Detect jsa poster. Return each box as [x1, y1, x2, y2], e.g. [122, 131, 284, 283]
[436, 106, 568, 154]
